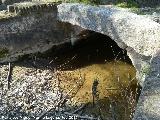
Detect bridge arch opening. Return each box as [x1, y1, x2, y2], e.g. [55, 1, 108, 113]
[44, 30, 142, 119]
[51, 30, 133, 69]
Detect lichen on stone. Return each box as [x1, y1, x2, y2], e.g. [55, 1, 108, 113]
[0, 48, 9, 58]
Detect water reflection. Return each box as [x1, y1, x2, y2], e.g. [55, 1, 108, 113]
[50, 32, 140, 120]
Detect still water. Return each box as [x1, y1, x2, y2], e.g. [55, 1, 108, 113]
[50, 32, 140, 120]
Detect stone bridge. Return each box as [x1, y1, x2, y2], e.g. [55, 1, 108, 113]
[57, 4, 160, 120]
[0, 1, 160, 120]
[0, 1, 76, 62]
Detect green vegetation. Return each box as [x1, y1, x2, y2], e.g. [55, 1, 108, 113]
[49, 0, 139, 7]
[141, 64, 151, 76]
[115, 0, 139, 8]
[130, 8, 142, 14]
[65, 0, 100, 5]
[43, 0, 100, 5]
[0, 48, 9, 58]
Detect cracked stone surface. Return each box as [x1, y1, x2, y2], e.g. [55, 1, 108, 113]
[58, 3, 160, 57]
[134, 54, 160, 120]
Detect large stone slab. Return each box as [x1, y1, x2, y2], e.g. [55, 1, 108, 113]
[57, 3, 160, 57]
[134, 53, 160, 120]
[57, 4, 160, 120]
[0, 3, 73, 62]
[0, 2, 87, 63]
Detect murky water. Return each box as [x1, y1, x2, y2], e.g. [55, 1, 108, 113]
[49, 32, 140, 120]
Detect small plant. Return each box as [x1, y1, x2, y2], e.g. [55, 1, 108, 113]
[141, 64, 151, 76]
[89, 0, 100, 5]
[68, 0, 100, 5]
[116, 0, 139, 8]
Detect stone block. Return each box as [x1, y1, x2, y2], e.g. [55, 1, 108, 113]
[7, 5, 15, 12]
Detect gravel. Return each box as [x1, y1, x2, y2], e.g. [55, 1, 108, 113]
[0, 58, 66, 120]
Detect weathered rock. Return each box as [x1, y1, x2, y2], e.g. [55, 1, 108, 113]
[126, 46, 151, 86]
[57, 4, 160, 120]
[0, 2, 86, 63]
[57, 3, 160, 87]
[58, 3, 160, 57]
[143, 14, 160, 24]
[134, 52, 160, 120]
[0, 8, 63, 62]
[2, 0, 31, 5]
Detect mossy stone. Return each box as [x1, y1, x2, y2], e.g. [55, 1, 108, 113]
[0, 48, 9, 58]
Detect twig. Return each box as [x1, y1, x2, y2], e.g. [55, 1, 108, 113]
[71, 104, 87, 114]
[63, 112, 98, 120]
[0, 81, 3, 102]
[106, 88, 118, 90]
[92, 79, 104, 119]
[126, 75, 137, 88]
[6, 62, 12, 90]
[92, 79, 99, 106]
[6, 63, 12, 119]
[49, 60, 54, 64]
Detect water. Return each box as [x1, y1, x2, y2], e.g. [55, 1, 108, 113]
[49, 32, 140, 120]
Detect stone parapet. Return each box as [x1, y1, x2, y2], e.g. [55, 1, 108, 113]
[0, 2, 78, 63]
[7, 1, 61, 14]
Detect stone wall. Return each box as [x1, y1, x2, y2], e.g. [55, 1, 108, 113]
[7, 2, 60, 14]
[0, 0, 32, 10]
[0, 2, 81, 62]
[2, 0, 31, 5]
